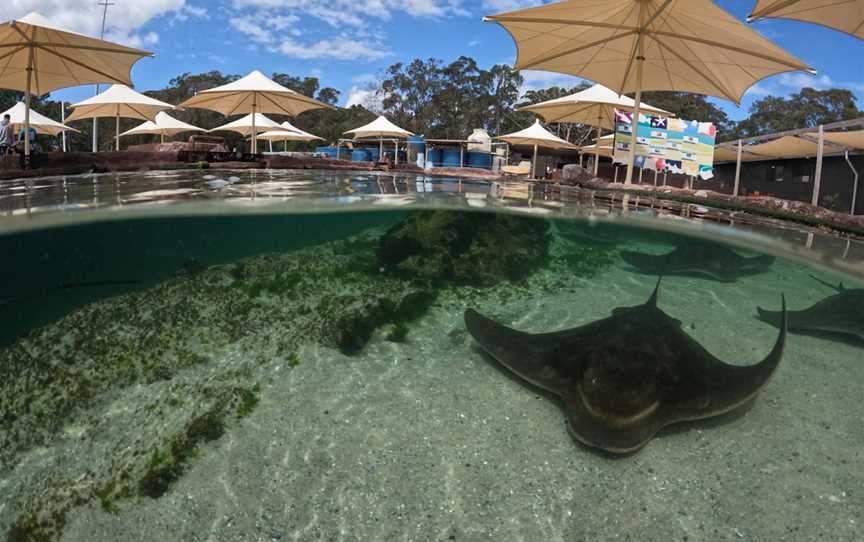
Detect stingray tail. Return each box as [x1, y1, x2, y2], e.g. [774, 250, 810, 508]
[809, 275, 844, 292]
[757, 294, 786, 373]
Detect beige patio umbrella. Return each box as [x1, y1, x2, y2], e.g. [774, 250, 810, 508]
[179, 70, 334, 154]
[119, 111, 205, 143]
[345, 115, 413, 161]
[256, 121, 324, 151]
[519, 84, 671, 176]
[485, 0, 815, 184]
[748, 0, 864, 40]
[498, 119, 578, 178]
[0, 11, 151, 160]
[1, 101, 78, 136]
[66, 84, 174, 150]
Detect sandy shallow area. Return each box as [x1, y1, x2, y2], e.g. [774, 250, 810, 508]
[50, 243, 864, 542]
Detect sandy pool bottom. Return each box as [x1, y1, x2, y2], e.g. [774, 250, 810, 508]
[53, 254, 864, 542]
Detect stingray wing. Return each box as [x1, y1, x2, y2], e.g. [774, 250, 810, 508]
[665, 297, 786, 422]
[464, 309, 593, 397]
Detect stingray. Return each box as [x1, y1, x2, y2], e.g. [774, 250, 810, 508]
[464, 281, 786, 454]
[620, 242, 775, 282]
[757, 276, 864, 343]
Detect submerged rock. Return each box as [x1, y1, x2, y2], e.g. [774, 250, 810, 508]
[561, 164, 594, 185]
[377, 210, 550, 287]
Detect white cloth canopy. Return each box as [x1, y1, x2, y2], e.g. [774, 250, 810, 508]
[344, 115, 413, 138]
[519, 84, 671, 129]
[209, 113, 281, 137]
[345, 115, 413, 160]
[748, 0, 864, 40]
[1, 101, 77, 136]
[65, 84, 175, 150]
[257, 121, 324, 142]
[579, 144, 614, 158]
[498, 120, 577, 178]
[0, 11, 152, 158]
[519, 83, 670, 176]
[486, 0, 814, 184]
[119, 112, 204, 141]
[179, 70, 334, 153]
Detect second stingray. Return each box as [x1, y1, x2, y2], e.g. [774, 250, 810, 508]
[620, 241, 775, 282]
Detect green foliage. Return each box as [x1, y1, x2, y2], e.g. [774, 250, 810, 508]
[386, 322, 410, 343]
[287, 353, 301, 368]
[733, 87, 861, 139]
[235, 385, 261, 418]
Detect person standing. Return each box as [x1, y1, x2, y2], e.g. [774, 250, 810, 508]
[0, 114, 13, 156]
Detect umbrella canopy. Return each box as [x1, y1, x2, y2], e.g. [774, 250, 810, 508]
[0, 11, 152, 158]
[179, 70, 334, 153]
[595, 134, 615, 144]
[519, 84, 671, 129]
[65, 84, 175, 150]
[519, 83, 671, 176]
[1, 101, 77, 136]
[486, 0, 814, 183]
[66, 85, 174, 122]
[119, 111, 204, 142]
[344, 115, 413, 138]
[257, 121, 324, 142]
[498, 119, 577, 178]
[210, 113, 281, 137]
[580, 144, 614, 158]
[748, 0, 864, 40]
[820, 130, 864, 151]
[344, 115, 413, 161]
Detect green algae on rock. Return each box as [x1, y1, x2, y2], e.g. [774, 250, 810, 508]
[377, 210, 550, 287]
[0, 231, 433, 541]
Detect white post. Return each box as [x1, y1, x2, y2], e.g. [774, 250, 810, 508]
[460, 144, 464, 168]
[653, 169, 658, 186]
[624, 5, 645, 186]
[61, 102, 67, 152]
[394, 140, 399, 165]
[251, 96, 257, 154]
[663, 171, 667, 186]
[614, 166, 619, 183]
[594, 124, 601, 176]
[638, 167, 644, 184]
[24, 46, 33, 161]
[733, 139, 743, 196]
[579, 153, 584, 168]
[161, 133, 165, 144]
[379, 137, 383, 161]
[269, 140, 273, 153]
[846, 150, 859, 215]
[115, 114, 120, 151]
[812, 124, 824, 206]
[531, 144, 538, 178]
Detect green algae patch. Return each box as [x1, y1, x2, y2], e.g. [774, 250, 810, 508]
[377, 210, 550, 287]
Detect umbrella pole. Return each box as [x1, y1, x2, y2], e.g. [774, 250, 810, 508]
[532, 144, 538, 178]
[251, 96, 257, 155]
[115, 114, 120, 151]
[594, 125, 601, 177]
[380, 138, 383, 161]
[624, 47, 645, 185]
[24, 47, 34, 164]
[161, 133, 165, 144]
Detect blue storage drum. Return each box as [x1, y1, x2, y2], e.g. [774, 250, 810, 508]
[441, 148, 461, 167]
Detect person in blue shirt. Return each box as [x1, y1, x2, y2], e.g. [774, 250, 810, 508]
[18, 126, 40, 153]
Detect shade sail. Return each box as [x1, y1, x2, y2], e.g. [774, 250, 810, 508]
[713, 146, 765, 163]
[580, 144, 614, 158]
[821, 130, 864, 151]
[486, 0, 815, 184]
[0, 11, 152, 158]
[257, 121, 323, 142]
[178, 70, 333, 153]
[344, 115, 413, 138]
[0, 12, 151, 95]
[746, 136, 820, 158]
[498, 119, 577, 178]
[1, 101, 77, 136]
[486, 1, 814, 104]
[498, 120, 577, 149]
[594, 134, 615, 144]
[209, 113, 281, 137]
[65, 85, 174, 122]
[519, 84, 671, 129]
[748, 0, 864, 40]
[119, 111, 204, 138]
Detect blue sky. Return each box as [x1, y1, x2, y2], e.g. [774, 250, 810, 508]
[15, 0, 864, 122]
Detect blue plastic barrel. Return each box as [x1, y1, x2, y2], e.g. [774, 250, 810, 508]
[427, 148, 443, 166]
[351, 150, 370, 162]
[466, 152, 492, 169]
[441, 148, 461, 167]
[407, 135, 426, 154]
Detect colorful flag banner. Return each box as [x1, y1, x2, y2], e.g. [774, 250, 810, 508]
[613, 110, 716, 179]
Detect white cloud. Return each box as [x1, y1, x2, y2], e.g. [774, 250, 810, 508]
[519, 70, 587, 95]
[6, 0, 193, 49]
[345, 87, 376, 108]
[278, 36, 390, 60]
[744, 83, 772, 97]
[481, 0, 545, 14]
[777, 72, 836, 91]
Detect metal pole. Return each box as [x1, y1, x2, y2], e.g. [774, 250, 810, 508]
[614, 166, 619, 183]
[532, 144, 538, 178]
[24, 46, 33, 163]
[594, 124, 601, 176]
[812, 124, 824, 206]
[845, 150, 859, 215]
[379, 137, 383, 161]
[115, 114, 119, 151]
[733, 139, 743, 196]
[653, 169, 658, 186]
[94, 1, 114, 153]
[251, 98, 257, 154]
[394, 140, 398, 165]
[460, 144, 464, 168]
[624, 5, 645, 185]
[61, 102, 67, 152]
[638, 167, 644, 184]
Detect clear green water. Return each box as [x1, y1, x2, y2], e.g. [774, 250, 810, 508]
[1, 170, 862, 541]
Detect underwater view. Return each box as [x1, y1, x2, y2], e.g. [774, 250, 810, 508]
[2, 170, 863, 542]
